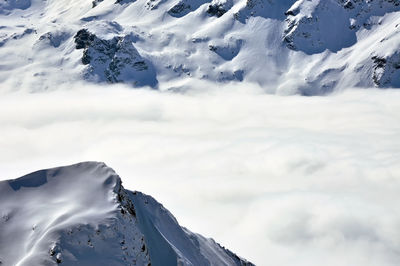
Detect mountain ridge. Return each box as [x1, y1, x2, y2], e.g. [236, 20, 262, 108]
[0, 161, 253, 266]
[1, 0, 400, 93]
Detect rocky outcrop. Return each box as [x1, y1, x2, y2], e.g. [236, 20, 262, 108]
[283, 0, 400, 54]
[372, 53, 400, 87]
[2, 0, 400, 93]
[283, 0, 356, 54]
[74, 29, 158, 87]
[167, 0, 209, 17]
[47, 179, 153, 265]
[207, 0, 233, 17]
[127, 190, 254, 266]
[145, 0, 168, 10]
[0, 162, 254, 266]
[48, 213, 151, 265]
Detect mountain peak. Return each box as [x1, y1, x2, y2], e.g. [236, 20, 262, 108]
[0, 162, 253, 266]
[7, 161, 119, 190]
[1, 0, 400, 93]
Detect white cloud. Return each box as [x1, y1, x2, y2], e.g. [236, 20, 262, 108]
[0, 83, 400, 265]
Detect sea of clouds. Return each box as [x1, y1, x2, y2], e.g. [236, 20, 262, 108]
[0, 82, 399, 265]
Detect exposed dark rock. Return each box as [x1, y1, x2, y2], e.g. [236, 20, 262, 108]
[208, 45, 217, 52]
[133, 61, 148, 71]
[115, 0, 137, 4]
[74, 29, 95, 50]
[167, 0, 209, 18]
[372, 53, 400, 87]
[91, 0, 103, 8]
[117, 183, 137, 218]
[73, 29, 158, 87]
[145, 0, 167, 10]
[372, 56, 387, 68]
[284, 10, 296, 16]
[207, 3, 228, 17]
[343, 0, 354, 9]
[168, 2, 190, 15]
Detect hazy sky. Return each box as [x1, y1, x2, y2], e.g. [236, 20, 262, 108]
[1, 83, 400, 265]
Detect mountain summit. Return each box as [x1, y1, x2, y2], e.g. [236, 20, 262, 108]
[0, 162, 253, 266]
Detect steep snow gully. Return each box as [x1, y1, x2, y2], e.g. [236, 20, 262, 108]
[0, 162, 253, 266]
[1, 0, 400, 94]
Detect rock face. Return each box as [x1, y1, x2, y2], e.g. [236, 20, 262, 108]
[0, 162, 253, 266]
[207, 0, 233, 17]
[1, 0, 400, 93]
[372, 53, 400, 87]
[283, 0, 356, 54]
[167, 0, 209, 17]
[74, 29, 158, 87]
[283, 0, 400, 54]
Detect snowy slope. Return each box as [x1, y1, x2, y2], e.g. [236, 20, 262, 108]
[0, 162, 253, 266]
[0, 0, 399, 94]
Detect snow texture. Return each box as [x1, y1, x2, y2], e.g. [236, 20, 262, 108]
[0, 0, 400, 93]
[0, 162, 253, 266]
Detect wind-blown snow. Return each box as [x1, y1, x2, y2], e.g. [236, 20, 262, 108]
[0, 161, 252, 265]
[0, 162, 132, 265]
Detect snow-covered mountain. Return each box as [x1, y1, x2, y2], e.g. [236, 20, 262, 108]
[0, 0, 399, 94]
[0, 162, 253, 266]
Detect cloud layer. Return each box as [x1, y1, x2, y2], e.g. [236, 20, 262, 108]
[1, 83, 400, 265]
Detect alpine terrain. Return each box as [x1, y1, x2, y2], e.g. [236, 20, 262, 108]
[1, 0, 400, 265]
[0, 162, 254, 266]
[0, 0, 399, 94]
